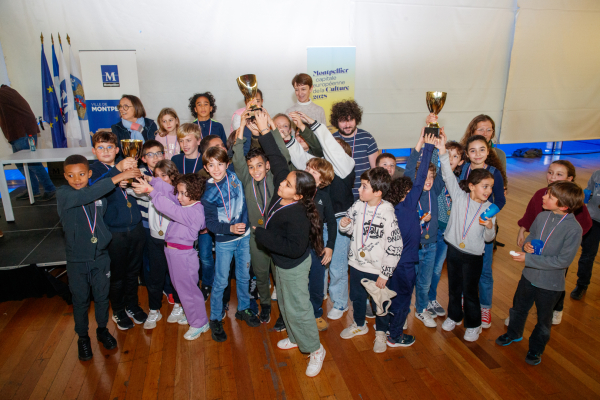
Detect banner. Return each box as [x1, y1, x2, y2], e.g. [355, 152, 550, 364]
[78, 50, 140, 134]
[69, 40, 91, 146]
[56, 35, 83, 146]
[306, 47, 356, 131]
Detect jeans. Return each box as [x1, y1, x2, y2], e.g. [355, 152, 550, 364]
[325, 217, 351, 310]
[349, 267, 381, 328]
[507, 275, 562, 354]
[309, 225, 328, 318]
[479, 241, 494, 309]
[384, 261, 417, 340]
[198, 232, 215, 287]
[429, 228, 447, 302]
[9, 135, 56, 195]
[446, 243, 483, 328]
[210, 235, 251, 320]
[576, 220, 600, 288]
[415, 242, 437, 312]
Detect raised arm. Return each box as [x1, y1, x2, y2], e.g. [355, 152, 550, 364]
[57, 178, 115, 210]
[401, 142, 435, 211]
[437, 133, 462, 200]
[150, 191, 206, 231]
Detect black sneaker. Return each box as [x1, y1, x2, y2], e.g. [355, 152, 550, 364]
[201, 285, 212, 302]
[235, 309, 261, 327]
[210, 319, 227, 342]
[126, 304, 148, 324]
[495, 333, 523, 347]
[16, 191, 41, 200]
[525, 350, 542, 366]
[570, 285, 587, 300]
[112, 310, 134, 330]
[259, 305, 271, 324]
[77, 336, 93, 361]
[96, 328, 117, 350]
[273, 315, 286, 332]
[38, 191, 56, 202]
[386, 334, 416, 347]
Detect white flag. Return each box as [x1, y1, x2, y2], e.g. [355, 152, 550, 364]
[68, 39, 91, 147]
[56, 35, 83, 147]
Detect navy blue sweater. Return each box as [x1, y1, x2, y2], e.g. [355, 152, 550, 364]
[172, 153, 204, 174]
[396, 144, 434, 264]
[89, 161, 142, 233]
[193, 119, 227, 145]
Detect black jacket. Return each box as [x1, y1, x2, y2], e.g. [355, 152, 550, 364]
[315, 190, 337, 250]
[111, 118, 158, 160]
[57, 178, 116, 262]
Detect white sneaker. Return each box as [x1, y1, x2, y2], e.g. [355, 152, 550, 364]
[442, 317, 462, 332]
[306, 344, 326, 377]
[373, 331, 387, 353]
[167, 304, 184, 323]
[143, 310, 162, 329]
[323, 293, 328, 301]
[183, 323, 209, 341]
[271, 287, 277, 301]
[178, 312, 188, 325]
[505, 316, 510, 326]
[464, 326, 482, 342]
[415, 310, 437, 328]
[340, 322, 369, 339]
[552, 310, 563, 325]
[327, 306, 348, 320]
[277, 338, 299, 350]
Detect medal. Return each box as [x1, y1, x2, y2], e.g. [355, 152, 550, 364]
[127, 201, 132, 208]
[360, 251, 366, 258]
[215, 173, 232, 221]
[258, 218, 264, 225]
[82, 204, 97, 245]
[360, 200, 382, 259]
[265, 198, 298, 228]
[444, 187, 452, 216]
[459, 242, 466, 249]
[158, 230, 164, 236]
[253, 179, 268, 227]
[425, 234, 430, 239]
[447, 210, 451, 215]
[459, 196, 484, 250]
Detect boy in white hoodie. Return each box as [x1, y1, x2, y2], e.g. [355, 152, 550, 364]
[339, 167, 403, 352]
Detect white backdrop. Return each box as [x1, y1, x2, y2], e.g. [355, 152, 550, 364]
[0, 0, 599, 157]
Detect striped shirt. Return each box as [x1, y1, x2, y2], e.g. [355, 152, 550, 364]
[333, 128, 378, 198]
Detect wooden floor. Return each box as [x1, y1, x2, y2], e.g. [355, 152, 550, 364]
[1, 153, 600, 400]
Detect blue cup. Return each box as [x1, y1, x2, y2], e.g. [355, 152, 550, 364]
[480, 204, 500, 221]
[531, 239, 544, 255]
[584, 189, 592, 204]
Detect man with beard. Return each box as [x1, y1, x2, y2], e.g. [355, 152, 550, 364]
[331, 100, 379, 199]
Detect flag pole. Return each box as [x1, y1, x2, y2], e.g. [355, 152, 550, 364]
[40, 33, 43, 44]
[51, 34, 54, 45]
[66, 34, 70, 45]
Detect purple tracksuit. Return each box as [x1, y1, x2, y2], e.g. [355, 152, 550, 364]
[149, 178, 208, 328]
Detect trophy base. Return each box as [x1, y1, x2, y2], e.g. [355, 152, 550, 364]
[247, 106, 263, 121]
[424, 126, 440, 138]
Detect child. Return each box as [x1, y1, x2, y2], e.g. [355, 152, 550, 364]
[285, 112, 355, 321]
[253, 119, 327, 377]
[404, 132, 445, 328]
[460, 134, 506, 328]
[339, 167, 402, 353]
[155, 108, 181, 159]
[133, 173, 211, 341]
[231, 88, 263, 132]
[58, 154, 140, 360]
[499, 181, 583, 365]
[172, 123, 203, 175]
[89, 131, 148, 330]
[513, 160, 592, 324]
[437, 133, 496, 342]
[376, 152, 405, 179]
[202, 146, 259, 342]
[572, 168, 600, 299]
[383, 133, 437, 348]
[188, 92, 227, 144]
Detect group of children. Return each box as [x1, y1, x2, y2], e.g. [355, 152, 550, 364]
[57, 74, 600, 376]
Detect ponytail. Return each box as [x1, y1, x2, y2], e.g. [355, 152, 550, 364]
[294, 171, 324, 255]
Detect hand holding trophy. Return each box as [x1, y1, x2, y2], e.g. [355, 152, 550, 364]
[120, 139, 143, 186]
[236, 74, 262, 121]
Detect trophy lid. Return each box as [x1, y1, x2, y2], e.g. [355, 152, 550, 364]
[236, 74, 257, 101]
[426, 91, 447, 115]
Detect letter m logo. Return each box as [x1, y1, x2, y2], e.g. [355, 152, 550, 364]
[101, 65, 120, 87]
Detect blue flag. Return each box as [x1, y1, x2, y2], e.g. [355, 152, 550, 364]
[51, 41, 59, 94]
[41, 44, 67, 148]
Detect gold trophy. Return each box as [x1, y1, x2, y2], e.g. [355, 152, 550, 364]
[425, 91, 447, 137]
[236, 74, 262, 120]
[120, 139, 143, 187]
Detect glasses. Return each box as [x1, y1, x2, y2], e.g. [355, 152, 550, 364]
[117, 104, 132, 111]
[144, 151, 164, 159]
[96, 145, 115, 152]
[476, 128, 494, 134]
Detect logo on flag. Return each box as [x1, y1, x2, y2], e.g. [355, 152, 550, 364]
[101, 65, 120, 87]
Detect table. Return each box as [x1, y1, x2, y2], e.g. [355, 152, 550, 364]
[0, 147, 97, 222]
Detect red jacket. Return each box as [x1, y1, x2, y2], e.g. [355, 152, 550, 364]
[518, 187, 592, 236]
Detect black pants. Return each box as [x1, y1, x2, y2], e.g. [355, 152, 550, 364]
[107, 223, 146, 313]
[384, 261, 417, 339]
[507, 275, 562, 354]
[146, 235, 180, 310]
[349, 267, 380, 328]
[309, 248, 325, 319]
[576, 219, 600, 288]
[67, 255, 111, 336]
[446, 243, 483, 328]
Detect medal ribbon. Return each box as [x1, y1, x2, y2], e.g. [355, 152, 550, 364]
[265, 198, 298, 228]
[196, 119, 212, 139]
[184, 153, 200, 174]
[444, 187, 451, 209]
[82, 204, 97, 238]
[461, 196, 485, 243]
[418, 191, 431, 236]
[539, 213, 568, 253]
[253, 178, 267, 219]
[361, 200, 382, 250]
[102, 162, 128, 203]
[215, 173, 232, 221]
